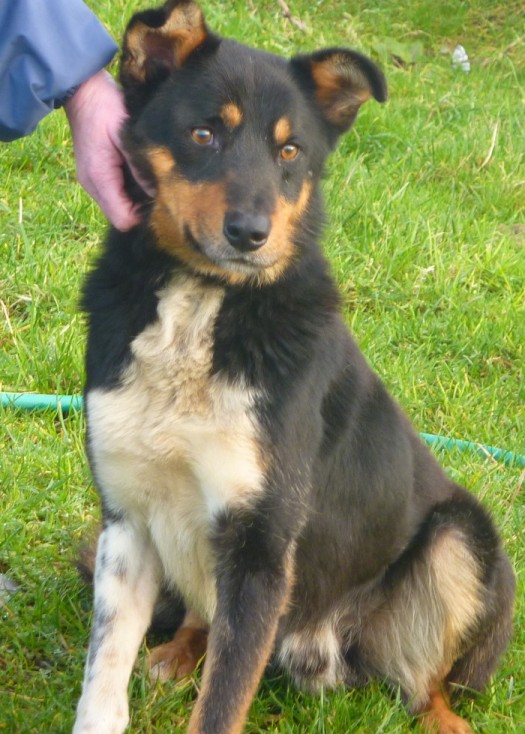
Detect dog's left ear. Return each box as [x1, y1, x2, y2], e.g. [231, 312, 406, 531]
[290, 48, 387, 134]
[120, 0, 213, 111]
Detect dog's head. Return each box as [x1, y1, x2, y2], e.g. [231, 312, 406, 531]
[121, 0, 387, 285]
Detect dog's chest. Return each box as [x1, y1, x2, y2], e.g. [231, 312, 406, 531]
[87, 275, 265, 620]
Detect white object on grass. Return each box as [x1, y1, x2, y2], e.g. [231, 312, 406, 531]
[452, 44, 471, 72]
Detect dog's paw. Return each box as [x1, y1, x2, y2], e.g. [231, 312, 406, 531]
[73, 699, 129, 734]
[419, 709, 474, 734]
[148, 625, 208, 683]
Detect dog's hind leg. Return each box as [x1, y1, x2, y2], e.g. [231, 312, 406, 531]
[446, 545, 515, 693]
[418, 687, 474, 734]
[358, 492, 514, 734]
[148, 608, 208, 683]
[73, 520, 161, 734]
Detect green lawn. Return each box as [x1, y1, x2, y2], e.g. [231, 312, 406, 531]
[1, 1, 523, 732]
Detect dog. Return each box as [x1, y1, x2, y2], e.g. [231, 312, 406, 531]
[73, 2, 515, 732]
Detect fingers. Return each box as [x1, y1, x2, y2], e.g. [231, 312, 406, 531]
[78, 153, 142, 231]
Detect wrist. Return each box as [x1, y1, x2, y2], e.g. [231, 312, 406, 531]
[64, 70, 117, 122]
[54, 85, 80, 109]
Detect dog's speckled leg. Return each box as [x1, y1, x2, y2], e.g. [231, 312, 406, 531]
[73, 521, 161, 734]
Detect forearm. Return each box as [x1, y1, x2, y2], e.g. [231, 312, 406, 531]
[190, 567, 291, 734]
[188, 509, 296, 734]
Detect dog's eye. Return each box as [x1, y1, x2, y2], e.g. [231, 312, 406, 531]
[280, 143, 299, 161]
[191, 128, 214, 146]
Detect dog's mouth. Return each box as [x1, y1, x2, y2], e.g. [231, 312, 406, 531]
[184, 226, 280, 275]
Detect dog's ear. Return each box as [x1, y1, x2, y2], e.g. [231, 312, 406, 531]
[290, 48, 387, 135]
[120, 0, 212, 110]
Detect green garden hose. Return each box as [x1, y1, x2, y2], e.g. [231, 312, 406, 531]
[2, 391, 524, 468]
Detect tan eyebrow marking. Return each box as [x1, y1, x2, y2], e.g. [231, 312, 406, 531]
[220, 102, 243, 129]
[274, 117, 293, 145]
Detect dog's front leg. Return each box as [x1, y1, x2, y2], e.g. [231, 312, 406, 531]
[187, 512, 294, 734]
[73, 520, 161, 734]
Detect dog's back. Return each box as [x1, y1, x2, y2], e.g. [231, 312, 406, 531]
[75, 3, 514, 734]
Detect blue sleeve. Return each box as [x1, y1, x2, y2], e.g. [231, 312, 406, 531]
[0, 0, 118, 141]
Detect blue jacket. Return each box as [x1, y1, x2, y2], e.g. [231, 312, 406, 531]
[0, 0, 118, 141]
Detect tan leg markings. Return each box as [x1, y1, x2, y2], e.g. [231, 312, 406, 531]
[149, 610, 208, 683]
[419, 687, 473, 734]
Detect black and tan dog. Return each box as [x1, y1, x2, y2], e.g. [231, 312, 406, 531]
[73, 2, 515, 732]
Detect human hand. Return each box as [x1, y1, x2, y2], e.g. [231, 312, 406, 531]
[64, 70, 144, 231]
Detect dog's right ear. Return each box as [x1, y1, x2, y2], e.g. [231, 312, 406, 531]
[120, 0, 214, 112]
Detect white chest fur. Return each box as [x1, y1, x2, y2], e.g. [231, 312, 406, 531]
[87, 275, 265, 621]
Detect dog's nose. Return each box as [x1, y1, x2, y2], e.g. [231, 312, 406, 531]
[223, 211, 271, 252]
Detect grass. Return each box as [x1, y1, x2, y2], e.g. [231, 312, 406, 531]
[1, 0, 524, 731]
